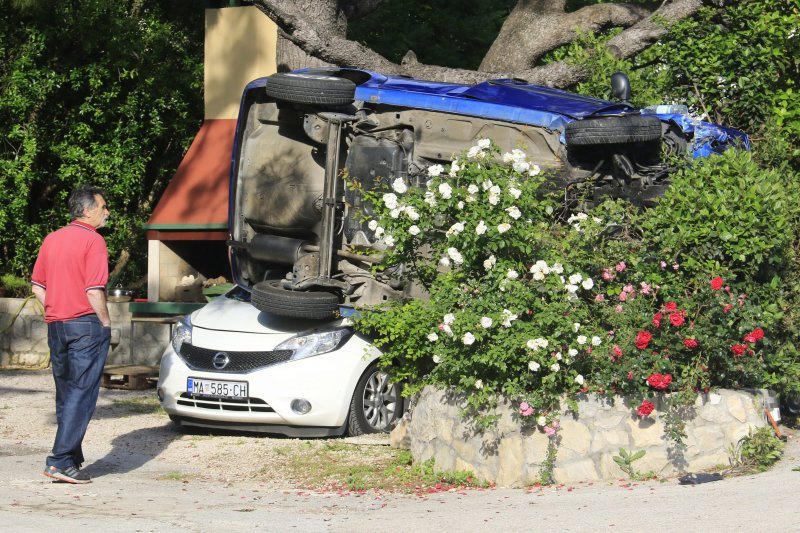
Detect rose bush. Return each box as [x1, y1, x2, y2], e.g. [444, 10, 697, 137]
[352, 139, 797, 441]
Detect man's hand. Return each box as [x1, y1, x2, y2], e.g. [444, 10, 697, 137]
[86, 289, 111, 327]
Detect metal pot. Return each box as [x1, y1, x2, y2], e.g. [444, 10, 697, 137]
[108, 286, 133, 303]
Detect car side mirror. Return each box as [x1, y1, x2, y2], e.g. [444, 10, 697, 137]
[610, 72, 631, 103]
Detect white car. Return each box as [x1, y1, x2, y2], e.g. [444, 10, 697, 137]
[156, 286, 403, 436]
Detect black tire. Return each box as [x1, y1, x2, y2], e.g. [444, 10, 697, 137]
[347, 364, 403, 436]
[251, 280, 340, 319]
[565, 115, 663, 146]
[264, 72, 356, 105]
[781, 392, 800, 417]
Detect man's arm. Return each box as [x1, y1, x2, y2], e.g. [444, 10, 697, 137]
[31, 284, 46, 308]
[86, 289, 111, 327]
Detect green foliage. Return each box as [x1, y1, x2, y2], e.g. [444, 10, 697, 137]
[348, 0, 516, 70]
[355, 138, 799, 444]
[0, 1, 203, 283]
[613, 447, 646, 479]
[0, 273, 30, 297]
[732, 427, 784, 472]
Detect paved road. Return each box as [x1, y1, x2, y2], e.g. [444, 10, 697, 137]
[1, 369, 798, 532]
[2, 432, 798, 532]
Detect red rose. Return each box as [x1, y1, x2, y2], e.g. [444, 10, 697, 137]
[627, 372, 634, 380]
[683, 338, 698, 349]
[647, 373, 672, 390]
[669, 313, 685, 327]
[723, 304, 733, 313]
[664, 301, 678, 312]
[652, 312, 663, 328]
[711, 277, 724, 291]
[731, 344, 747, 357]
[636, 400, 655, 417]
[613, 345, 623, 357]
[743, 333, 757, 343]
[635, 331, 653, 350]
[751, 328, 764, 341]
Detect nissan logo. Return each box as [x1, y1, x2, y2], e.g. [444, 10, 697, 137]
[212, 352, 231, 370]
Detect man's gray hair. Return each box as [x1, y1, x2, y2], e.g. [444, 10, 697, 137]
[68, 185, 106, 220]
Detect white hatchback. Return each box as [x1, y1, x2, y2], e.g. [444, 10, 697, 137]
[156, 286, 403, 437]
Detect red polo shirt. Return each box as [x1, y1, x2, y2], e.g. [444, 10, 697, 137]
[31, 221, 109, 323]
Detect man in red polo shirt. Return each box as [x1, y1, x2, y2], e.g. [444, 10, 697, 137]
[31, 185, 112, 484]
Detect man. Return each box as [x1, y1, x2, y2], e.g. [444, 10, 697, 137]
[31, 185, 112, 484]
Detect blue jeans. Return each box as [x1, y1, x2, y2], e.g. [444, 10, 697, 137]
[46, 314, 110, 470]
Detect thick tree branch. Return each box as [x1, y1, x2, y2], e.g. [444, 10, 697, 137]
[480, 2, 653, 71]
[251, 0, 723, 88]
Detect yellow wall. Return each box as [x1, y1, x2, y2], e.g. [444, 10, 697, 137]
[204, 6, 277, 119]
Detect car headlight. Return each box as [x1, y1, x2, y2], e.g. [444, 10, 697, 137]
[171, 314, 193, 354]
[275, 327, 353, 361]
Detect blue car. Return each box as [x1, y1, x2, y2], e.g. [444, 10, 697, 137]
[228, 68, 749, 319]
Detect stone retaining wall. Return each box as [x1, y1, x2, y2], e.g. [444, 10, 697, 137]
[0, 298, 172, 367]
[404, 386, 769, 487]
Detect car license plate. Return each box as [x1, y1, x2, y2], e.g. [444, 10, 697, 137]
[187, 377, 248, 399]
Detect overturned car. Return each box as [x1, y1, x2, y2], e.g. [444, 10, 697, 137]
[230, 69, 748, 318]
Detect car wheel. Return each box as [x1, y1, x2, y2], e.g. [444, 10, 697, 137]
[347, 364, 403, 436]
[565, 115, 663, 146]
[251, 280, 340, 319]
[264, 72, 356, 106]
[781, 392, 800, 417]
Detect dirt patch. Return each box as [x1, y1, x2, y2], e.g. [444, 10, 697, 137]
[0, 369, 474, 493]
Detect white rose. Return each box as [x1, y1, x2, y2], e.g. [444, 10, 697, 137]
[565, 284, 579, 294]
[449, 161, 460, 177]
[446, 221, 465, 237]
[467, 184, 479, 195]
[474, 379, 484, 389]
[477, 138, 491, 149]
[374, 226, 385, 238]
[509, 187, 522, 199]
[512, 159, 530, 174]
[568, 273, 583, 285]
[529, 164, 541, 176]
[481, 180, 493, 191]
[582, 278, 594, 290]
[526, 339, 539, 350]
[409, 225, 421, 236]
[555, 351, 562, 360]
[443, 313, 456, 325]
[480, 317, 493, 329]
[532, 271, 545, 281]
[438, 182, 452, 199]
[506, 269, 519, 280]
[367, 220, 378, 231]
[552, 263, 564, 274]
[457, 201, 465, 210]
[433, 354, 441, 364]
[383, 235, 395, 247]
[568, 348, 578, 357]
[573, 322, 581, 332]
[427, 164, 444, 178]
[577, 335, 587, 345]
[427, 332, 438, 342]
[506, 206, 522, 219]
[392, 178, 408, 194]
[439, 256, 450, 267]
[591, 336, 602, 346]
[382, 193, 398, 209]
[537, 415, 547, 427]
[424, 191, 437, 207]
[529, 361, 540, 372]
[467, 145, 482, 159]
[475, 220, 487, 235]
[488, 193, 500, 206]
[497, 223, 511, 233]
[442, 324, 453, 336]
[447, 247, 464, 265]
[404, 206, 420, 220]
[389, 208, 401, 219]
[550, 363, 561, 372]
[462, 332, 476, 345]
[483, 255, 496, 270]
[575, 374, 585, 385]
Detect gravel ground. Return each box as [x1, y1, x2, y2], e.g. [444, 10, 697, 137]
[2, 368, 800, 531]
[0, 369, 395, 489]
